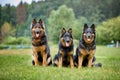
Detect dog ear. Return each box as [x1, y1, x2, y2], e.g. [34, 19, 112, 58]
[32, 19, 37, 29]
[83, 23, 88, 31]
[39, 19, 44, 29]
[68, 28, 72, 34]
[61, 27, 66, 34]
[39, 18, 43, 24]
[32, 19, 37, 25]
[91, 24, 95, 31]
[59, 28, 66, 38]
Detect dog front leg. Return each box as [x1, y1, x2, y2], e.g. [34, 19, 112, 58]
[58, 55, 62, 68]
[78, 55, 83, 69]
[88, 56, 93, 67]
[34, 52, 39, 66]
[70, 55, 74, 68]
[42, 52, 47, 66]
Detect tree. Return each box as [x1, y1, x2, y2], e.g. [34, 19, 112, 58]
[1, 22, 15, 39]
[48, 5, 75, 43]
[16, 1, 27, 24]
[96, 16, 120, 45]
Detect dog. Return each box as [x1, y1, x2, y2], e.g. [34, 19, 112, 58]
[74, 24, 101, 68]
[31, 18, 52, 66]
[53, 28, 74, 68]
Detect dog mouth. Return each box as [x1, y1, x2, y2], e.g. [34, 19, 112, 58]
[36, 33, 40, 38]
[65, 42, 69, 47]
[87, 38, 91, 42]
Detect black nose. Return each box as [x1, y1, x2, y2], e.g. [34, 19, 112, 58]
[66, 40, 70, 43]
[36, 32, 39, 34]
[88, 36, 90, 38]
[35, 30, 40, 34]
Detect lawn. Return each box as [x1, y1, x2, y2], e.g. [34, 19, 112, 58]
[0, 45, 120, 80]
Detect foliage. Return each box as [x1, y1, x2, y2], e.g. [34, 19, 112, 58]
[1, 22, 15, 38]
[72, 17, 88, 40]
[96, 16, 120, 44]
[0, 46, 120, 79]
[4, 36, 31, 45]
[16, 1, 27, 24]
[48, 5, 75, 43]
[0, 0, 120, 44]
[16, 14, 32, 37]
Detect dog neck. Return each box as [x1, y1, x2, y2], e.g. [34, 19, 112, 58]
[32, 35, 47, 46]
[59, 42, 74, 51]
[80, 40, 96, 51]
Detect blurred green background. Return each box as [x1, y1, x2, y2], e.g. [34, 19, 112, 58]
[0, 0, 120, 47]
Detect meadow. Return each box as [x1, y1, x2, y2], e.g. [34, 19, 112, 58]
[0, 45, 120, 80]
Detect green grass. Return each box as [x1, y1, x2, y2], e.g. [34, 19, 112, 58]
[0, 46, 120, 80]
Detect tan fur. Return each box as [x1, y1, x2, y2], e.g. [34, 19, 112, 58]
[60, 38, 73, 47]
[78, 49, 95, 68]
[58, 50, 74, 68]
[83, 33, 94, 44]
[32, 45, 47, 66]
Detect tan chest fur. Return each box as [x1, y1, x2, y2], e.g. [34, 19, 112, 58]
[79, 48, 95, 56]
[32, 45, 46, 54]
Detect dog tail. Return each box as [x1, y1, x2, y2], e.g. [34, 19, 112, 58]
[93, 63, 102, 67]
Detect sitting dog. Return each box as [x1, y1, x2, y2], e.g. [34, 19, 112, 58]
[74, 24, 101, 68]
[53, 28, 74, 68]
[31, 19, 52, 66]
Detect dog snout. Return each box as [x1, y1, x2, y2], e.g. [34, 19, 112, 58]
[35, 30, 40, 34]
[88, 36, 90, 38]
[65, 37, 70, 43]
[87, 33, 91, 39]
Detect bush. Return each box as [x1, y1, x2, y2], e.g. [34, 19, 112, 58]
[4, 36, 31, 45]
[96, 16, 120, 45]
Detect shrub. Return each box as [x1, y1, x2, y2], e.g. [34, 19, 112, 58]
[4, 36, 31, 45]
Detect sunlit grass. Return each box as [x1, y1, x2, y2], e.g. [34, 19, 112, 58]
[0, 46, 120, 80]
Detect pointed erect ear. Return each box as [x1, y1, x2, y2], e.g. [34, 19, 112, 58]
[39, 18, 43, 25]
[59, 27, 66, 38]
[32, 19, 37, 25]
[91, 24, 95, 31]
[39, 18, 44, 29]
[61, 27, 66, 34]
[83, 23, 88, 31]
[68, 28, 72, 34]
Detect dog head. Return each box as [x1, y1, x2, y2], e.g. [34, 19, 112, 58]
[82, 24, 95, 44]
[31, 19, 45, 39]
[60, 28, 73, 47]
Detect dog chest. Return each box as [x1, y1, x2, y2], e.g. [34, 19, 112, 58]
[79, 48, 95, 55]
[32, 45, 46, 52]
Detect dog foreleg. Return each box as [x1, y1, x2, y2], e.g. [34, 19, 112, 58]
[78, 55, 83, 68]
[88, 56, 93, 67]
[58, 56, 62, 68]
[34, 52, 39, 66]
[42, 52, 47, 66]
[70, 55, 74, 68]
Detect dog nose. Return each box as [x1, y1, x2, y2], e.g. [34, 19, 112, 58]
[66, 40, 70, 43]
[88, 36, 90, 38]
[35, 30, 40, 34]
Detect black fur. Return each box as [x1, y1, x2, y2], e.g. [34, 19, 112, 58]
[74, 24, 102, 67]
[31, 19, 52, 66]
[53, 28, 74, 67]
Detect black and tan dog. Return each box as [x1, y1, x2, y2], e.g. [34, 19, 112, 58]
[74, 24, 101, 68]
[53, 28, 74, 68]
[31, 19, 52, 66]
